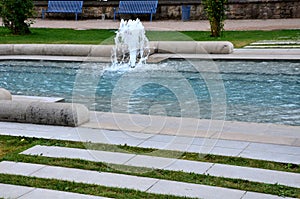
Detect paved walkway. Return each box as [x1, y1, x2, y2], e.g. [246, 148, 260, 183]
[0, 115, 299, 198]
[1, 119, 299, 164]
[21, 145, 300, 188]
[0, 160, 297, 199]
[31, 18, 300, 31]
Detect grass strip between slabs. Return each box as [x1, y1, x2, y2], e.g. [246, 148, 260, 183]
[1, 135, 299, 198]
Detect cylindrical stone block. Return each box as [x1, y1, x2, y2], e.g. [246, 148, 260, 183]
[0, 88, 12, 100]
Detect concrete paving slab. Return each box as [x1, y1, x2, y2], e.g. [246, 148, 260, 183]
[146, 134, 195, 145]
[207, 164, 300, 188]
[19, 188, 110, 199]
[106, 137, 145, 146]
[0, 121, 75, 133]
[0, 128, 55, 139]
[240, 149, 300, 165]
[0, 183, 34, 199]
[187, 144, 243, 157]
[242, 192, 295, 199]
[0, 161, 46, 176]
[22, 145, 300, 188]
[125, 155, 213, 174]
[164, 160, 213, 174]
[0, 161, 158, 192]
[0, 183, 111, 199]
[245, 143, 300, 156]
[209, 139, 250, 150]
[21, 145, 135, 164]
[0, 161, 296, 199]
[1, 118, 299, 164]
[21, 145, 213, 174]
[148, 179, 246, 199]
[125, 155, 181, 169]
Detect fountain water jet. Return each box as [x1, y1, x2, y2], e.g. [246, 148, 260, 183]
[112, 19, 150, 68]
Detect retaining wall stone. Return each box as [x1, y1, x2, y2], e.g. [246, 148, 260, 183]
[0, 101, 90, 127]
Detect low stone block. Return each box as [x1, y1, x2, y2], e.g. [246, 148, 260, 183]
[156, 41, 234, 54]
[157, 41, 197, 54]
[0, 101, 89, 127]
[196, 41, 234, 54]
[89, 45, 114, 57]
[0, 45, 13, 55]
[0, 88, 12, 100]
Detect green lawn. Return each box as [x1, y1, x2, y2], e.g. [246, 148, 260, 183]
[1, 27, 299, 47]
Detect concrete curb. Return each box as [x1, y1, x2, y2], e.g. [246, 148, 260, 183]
[0, 101, 89, 127]
[0, 41, 234, 57]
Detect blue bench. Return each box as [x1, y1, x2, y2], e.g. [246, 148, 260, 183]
[42, 1, 83, 21]
[114, 0, 158, 22]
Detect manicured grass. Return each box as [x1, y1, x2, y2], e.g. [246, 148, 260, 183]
[180, 29, 300, 48]
[1, 27, 299, 47]
[1, 135, 299, 198]
[0, 27, 116, 44]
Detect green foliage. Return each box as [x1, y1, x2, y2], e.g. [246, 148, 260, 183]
[0, 0, 35, 35]
[203, 0, 228, 37]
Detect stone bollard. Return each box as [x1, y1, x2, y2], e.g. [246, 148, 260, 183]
[0, 88, 12, 100]
[0, 101, 90, 127]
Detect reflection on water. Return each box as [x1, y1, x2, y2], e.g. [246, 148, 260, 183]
[0, 60, 299, 126]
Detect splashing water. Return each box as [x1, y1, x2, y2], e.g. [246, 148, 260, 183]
[112, 19, 150, 68]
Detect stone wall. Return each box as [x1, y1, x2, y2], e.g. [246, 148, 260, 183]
[34, 0, 300, 20]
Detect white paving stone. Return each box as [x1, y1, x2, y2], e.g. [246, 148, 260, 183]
[148, 179, 246, 199]
[0, 128, 55, 139]
[0, 161, 158, 192]
[1, 160, 296, 199]
[137, 140, 169, 149]
[242, 191, 295, 199]
[21, 145, 213, 174]
[20, 188, 109, 199]
[0, 161, 46, 176]
[0, 183, 34, 199]
[207, 164, 300, 188]
[0, 183, 110, 199]
[21, 145, 135, 164]
[21, 145, 300, 188]
[245, 143, 300, 156]
[187, 144, 243, 156]
[239, 150, 300, 165]
[192, 138, 249, 149]
[1, 121, 300, 164]
[164, 159, 213, 174]
[125, 155, 213, 174]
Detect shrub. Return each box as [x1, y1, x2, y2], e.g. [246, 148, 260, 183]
[0, 0, 35, 35]
[203, 0, 228, 37]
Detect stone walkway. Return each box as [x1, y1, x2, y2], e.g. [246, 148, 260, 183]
[0, 118, 299, 198]
[1, 120, 299, 164]
[0, 160, 296, 199]
[30, 18, 300, 31]
[21, 145, 300, 188]
[0, 183, 110, 199]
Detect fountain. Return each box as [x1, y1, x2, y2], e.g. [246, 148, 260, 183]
[112, 19, 150, 68]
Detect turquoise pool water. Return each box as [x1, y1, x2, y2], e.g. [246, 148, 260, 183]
[0, 60, 299, 126]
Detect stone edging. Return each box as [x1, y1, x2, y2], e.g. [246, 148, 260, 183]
[0, 41, 234, 57]
[0, 89, 89, 127]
